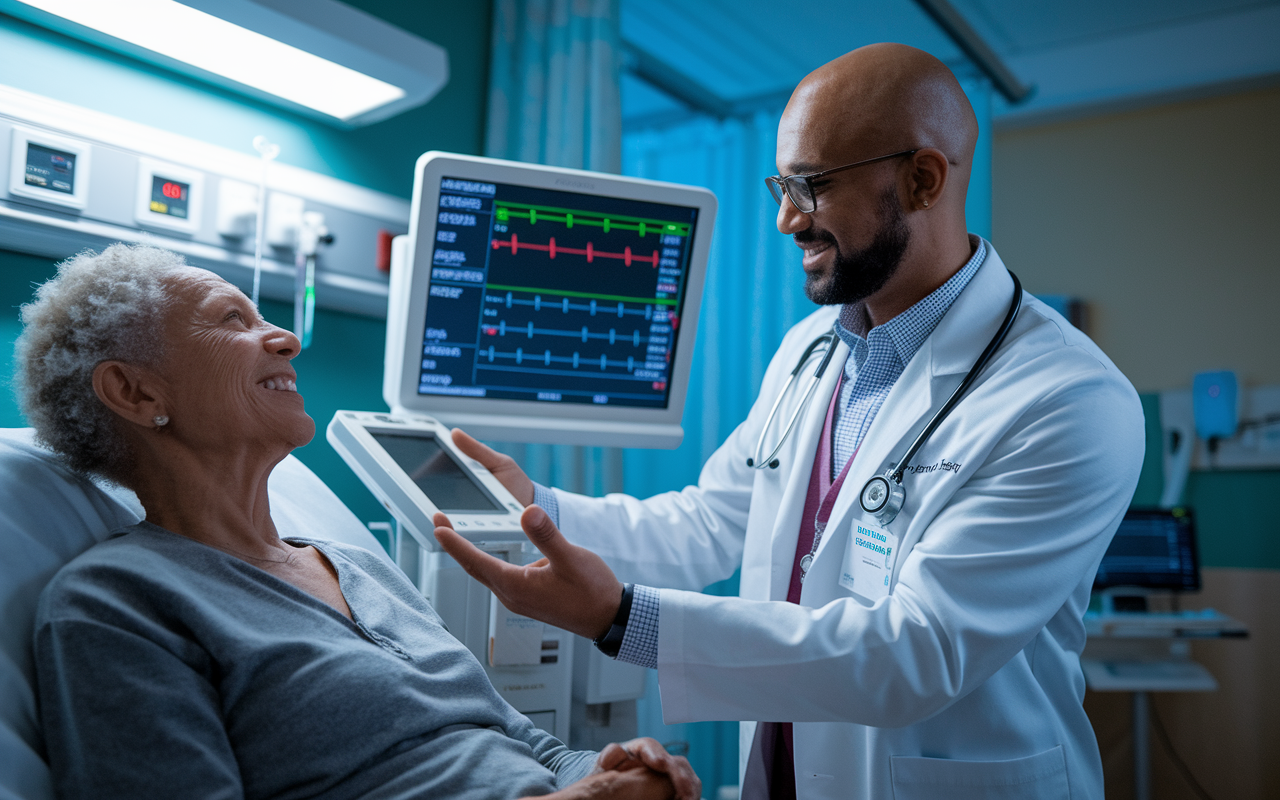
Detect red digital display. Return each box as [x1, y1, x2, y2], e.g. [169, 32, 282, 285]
[149, 175, 191, 219]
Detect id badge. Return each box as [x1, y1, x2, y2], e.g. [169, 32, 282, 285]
[838, 521, 899, 601]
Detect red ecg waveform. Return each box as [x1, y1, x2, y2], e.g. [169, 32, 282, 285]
[492, 234, 659, 267]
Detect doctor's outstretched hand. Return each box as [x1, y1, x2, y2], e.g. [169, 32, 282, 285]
[433, 504, 623, 641]
[450, 428, 536, 506]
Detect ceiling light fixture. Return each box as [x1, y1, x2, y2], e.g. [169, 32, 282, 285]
[5, 0, 448, 126]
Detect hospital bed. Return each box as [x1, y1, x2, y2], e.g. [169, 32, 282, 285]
[0, 427, 390, 800]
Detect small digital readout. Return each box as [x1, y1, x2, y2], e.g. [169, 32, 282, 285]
[372, 432, 503, 513]
[149, 176, 190, 219]
[25, 143, 76, 195]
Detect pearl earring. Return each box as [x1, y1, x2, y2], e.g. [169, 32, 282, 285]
[923, 200, 929, 208]
[153, 415, 169, 427]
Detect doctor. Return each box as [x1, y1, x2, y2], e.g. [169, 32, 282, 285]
[435, 43, 1145, 799]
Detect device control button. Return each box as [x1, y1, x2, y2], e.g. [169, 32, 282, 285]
[456, 521, 468, 527]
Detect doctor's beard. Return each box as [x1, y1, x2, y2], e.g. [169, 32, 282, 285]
[798, 187, 911, 306]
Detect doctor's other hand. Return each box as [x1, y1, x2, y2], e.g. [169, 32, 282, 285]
[595, 738, 700, 800]
[433, 505, 622, 640]
[450, 428, 535, 506]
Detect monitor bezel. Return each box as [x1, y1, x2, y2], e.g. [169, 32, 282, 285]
[386, 151, 717, 445]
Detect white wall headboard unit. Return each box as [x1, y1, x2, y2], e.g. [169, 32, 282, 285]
[0, 84, 409, 318]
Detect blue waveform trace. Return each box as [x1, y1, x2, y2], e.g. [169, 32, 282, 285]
[486, 292, 655, 318]
[484, 322, 650, 345]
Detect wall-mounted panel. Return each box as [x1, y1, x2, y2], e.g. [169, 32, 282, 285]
[0, 83, 409, 317]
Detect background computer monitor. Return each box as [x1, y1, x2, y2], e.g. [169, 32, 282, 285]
[1094, 507, 1201, 593]
[383, 152, 717, 448]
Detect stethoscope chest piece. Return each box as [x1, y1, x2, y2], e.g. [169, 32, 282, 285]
[860, 473, 905, 527]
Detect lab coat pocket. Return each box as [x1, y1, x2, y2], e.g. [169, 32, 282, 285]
[890, 745, 1068, 800]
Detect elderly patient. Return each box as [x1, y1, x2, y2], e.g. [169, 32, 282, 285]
[18, 244, 696, 800]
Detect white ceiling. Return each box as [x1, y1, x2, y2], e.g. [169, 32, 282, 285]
[620, 0, 1280, 128]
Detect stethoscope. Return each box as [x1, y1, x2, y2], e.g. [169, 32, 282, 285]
[747, 272, 1023, 529]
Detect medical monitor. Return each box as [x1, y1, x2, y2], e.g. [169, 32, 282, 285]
[384, 152, 716, 448]
[1094, 507, 1200, 593]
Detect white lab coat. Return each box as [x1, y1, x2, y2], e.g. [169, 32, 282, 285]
[554, 244, 1145, 799]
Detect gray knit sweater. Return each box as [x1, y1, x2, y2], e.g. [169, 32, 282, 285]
[34, 522, 595, 800]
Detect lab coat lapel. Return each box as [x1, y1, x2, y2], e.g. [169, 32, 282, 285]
[808, 246, 1015, 572]
[810, 339, 935, 568]
[928, 247, 1015, 380]
[766, 337, 848, 601]
[888, 247, 1016, 566]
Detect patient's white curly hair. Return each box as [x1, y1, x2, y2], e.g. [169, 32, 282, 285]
[15, 243, 186, 481]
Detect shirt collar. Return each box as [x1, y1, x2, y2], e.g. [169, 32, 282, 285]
[835, 235, 988, 366]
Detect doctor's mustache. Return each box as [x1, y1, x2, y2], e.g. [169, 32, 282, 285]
[792, 227, 838, 248]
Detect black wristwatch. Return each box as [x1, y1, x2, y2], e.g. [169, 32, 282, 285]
[593, 583, 635, 658]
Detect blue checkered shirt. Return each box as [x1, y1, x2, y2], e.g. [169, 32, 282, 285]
[533, 237, 988, 668]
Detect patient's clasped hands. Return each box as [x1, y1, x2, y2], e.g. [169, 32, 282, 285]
[537, 738, 699, 800]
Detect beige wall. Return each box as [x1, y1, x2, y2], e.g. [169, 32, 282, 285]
[992, 87, 1280, 394]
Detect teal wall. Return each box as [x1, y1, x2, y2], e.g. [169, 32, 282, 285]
[0, 3, 493, 527]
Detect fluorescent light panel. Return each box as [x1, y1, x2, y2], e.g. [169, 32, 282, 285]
[16, 0, 406, 120]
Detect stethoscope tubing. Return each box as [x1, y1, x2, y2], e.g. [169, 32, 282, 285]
[747, 329, 838, 469]
[853, 271, 1022, 530]
[748, 270, 1024, 509]
[884, 271, 1023, 484]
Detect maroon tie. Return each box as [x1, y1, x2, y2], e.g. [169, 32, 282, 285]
[747, 376, 856, 799]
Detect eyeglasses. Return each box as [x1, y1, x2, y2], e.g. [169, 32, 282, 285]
[765, 149, 918, 214]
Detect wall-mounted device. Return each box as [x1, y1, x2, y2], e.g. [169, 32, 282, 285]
[383, 151, 718, 449]
[1192, 370, 1239, 440]
[1159, 377, 1279, 504]
[8, 125, 91, 210]
[1, 83, 408, 317]
[134, 158, 204, 234]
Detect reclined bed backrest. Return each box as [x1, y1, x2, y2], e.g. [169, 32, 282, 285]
[0, 428, 392, 800]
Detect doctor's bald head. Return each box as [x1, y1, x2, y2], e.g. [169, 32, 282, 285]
[774, 44, 980, 319]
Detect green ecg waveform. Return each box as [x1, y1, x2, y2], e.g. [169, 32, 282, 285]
[486, 283, 679, 307]
[494, 202, 691, 237]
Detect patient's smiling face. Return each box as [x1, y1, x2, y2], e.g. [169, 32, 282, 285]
[158, 268, 315, 451]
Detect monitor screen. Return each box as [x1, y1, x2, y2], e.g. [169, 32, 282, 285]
[149, 175, 190, 219]
[25, 143, 76, 194]
[417, 176, 699, 409]
[1094, 507, 1200, 592]
[371, 431, 504, 513]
